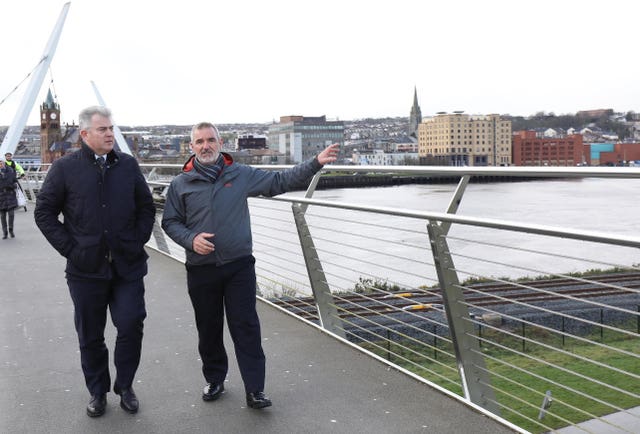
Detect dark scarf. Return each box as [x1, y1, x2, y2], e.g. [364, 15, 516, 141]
[193, 154, 225, 183]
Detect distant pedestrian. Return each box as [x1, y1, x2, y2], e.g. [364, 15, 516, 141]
[5, 153, 27, 212]
[162, 121, 339, 409]
[4, 152, 25, 178]
[34, 106, 156, 418]
[0, 158, 18, 239]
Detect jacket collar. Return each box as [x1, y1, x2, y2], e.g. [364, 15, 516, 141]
[79, 141, 119, 165]
[182, 152, 233, 173]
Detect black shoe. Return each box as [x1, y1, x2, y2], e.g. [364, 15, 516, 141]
[246, 391, 272, 409]
[114, 386, 139, 414]
[86, 394, 107, 417]
[9, 230, 14, 238]
[202, 382, 224, 401]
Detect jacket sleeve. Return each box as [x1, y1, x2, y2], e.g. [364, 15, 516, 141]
[34, 161, 74, 257]
[246, 156, 323, 197]
[161, 178, 196, 251]
[132, 162, 156, 244]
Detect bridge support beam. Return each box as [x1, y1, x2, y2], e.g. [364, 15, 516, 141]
[0, 3, 71, 156]
[427, 221, 500, 415]
[292, 203, 346, 339]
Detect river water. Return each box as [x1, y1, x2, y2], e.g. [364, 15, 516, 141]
[252, 177, 640, 294]
[296, 178, 639, 235]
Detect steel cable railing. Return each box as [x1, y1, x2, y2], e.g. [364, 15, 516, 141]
[473, 342, 638, 417]
[452, 288, 640, 361]
[451, 274, 640, 337]
[245, 188, 639, 432]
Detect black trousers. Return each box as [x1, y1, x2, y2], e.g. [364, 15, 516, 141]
[68, 275, 146, 395]
[187, 255, 265, 393]
[0, 208, 14, 232]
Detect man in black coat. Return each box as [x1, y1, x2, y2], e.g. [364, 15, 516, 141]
[34, 106, 156, 417]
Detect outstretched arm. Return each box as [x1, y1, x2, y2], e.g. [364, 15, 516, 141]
[317, 143, 340, 165]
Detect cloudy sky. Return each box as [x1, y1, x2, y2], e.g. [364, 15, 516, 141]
[0, 0, 637, 127]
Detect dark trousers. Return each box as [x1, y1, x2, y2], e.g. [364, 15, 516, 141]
[187, 255, 265, 393]
[68, 276, 146, 395]
[0, 208, 14, 233]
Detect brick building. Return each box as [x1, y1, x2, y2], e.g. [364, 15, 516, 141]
[597, 143, 640, 165]
[512, 131, 587, 166]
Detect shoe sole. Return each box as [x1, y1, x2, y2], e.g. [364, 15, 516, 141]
[120, 401, 138, 414]
[247, 401, 272, 409]
[86, 408, 105, 417]
[202, 391, 223, 402]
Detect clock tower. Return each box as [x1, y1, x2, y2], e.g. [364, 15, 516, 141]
[40, 88, 62, 164]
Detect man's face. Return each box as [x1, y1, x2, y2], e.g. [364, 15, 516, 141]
[5, 153, 12, 161]
[191, 127, 222, 164]
[81, 114, 114, 156]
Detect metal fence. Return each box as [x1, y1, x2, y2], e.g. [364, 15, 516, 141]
[27, 164, 640, 434]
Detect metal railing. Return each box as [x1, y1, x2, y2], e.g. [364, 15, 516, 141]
[27, 164, 640, 434]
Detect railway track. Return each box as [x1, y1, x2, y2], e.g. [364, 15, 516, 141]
[269, 272, 640, 321]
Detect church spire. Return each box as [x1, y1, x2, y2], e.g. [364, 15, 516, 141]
[408, 86, 422, 138]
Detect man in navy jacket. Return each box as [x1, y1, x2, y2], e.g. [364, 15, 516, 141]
[34, 106, 156, 417]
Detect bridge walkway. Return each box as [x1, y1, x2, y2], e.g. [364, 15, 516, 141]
[0, 208, 516, 433]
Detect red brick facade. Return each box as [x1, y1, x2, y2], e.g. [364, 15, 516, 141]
[597, 143, 640, 165]
[512, 131, 586, 166]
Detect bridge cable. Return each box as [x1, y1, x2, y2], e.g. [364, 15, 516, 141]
[48, 66, 58, 101]
[0, 56, 48, 108]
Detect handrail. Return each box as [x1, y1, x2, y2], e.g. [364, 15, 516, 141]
[138, 162, 640, 178]
[267, 195, 640, 248]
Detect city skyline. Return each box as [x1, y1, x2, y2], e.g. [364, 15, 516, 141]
[1, 0, 638, 127]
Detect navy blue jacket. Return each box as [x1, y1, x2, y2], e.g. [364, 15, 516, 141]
[34, 142, 156, 280]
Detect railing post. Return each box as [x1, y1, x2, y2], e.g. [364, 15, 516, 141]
[151, 216, 171, 255]
[292, 202, 346, 339]
[427, 221, 500, 415]
[440, 175, 470, 235]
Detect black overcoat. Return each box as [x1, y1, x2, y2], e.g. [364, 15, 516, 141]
[34, 142, 156, 280]
[0, 166, 17, 211]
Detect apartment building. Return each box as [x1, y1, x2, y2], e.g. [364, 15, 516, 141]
[418, 112, 512, 166]
[268, 115, 344, 163]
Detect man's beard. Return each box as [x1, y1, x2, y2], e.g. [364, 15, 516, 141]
[197, 150, 219, 165]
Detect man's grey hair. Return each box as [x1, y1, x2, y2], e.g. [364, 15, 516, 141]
[79, 106, 112, 130]
[190, 122, 220, 142]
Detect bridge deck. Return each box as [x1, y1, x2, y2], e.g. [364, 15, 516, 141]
[1, 208, 516, 433]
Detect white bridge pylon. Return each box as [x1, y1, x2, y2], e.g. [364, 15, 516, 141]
[0, 2, 71, 157]
[91, 81, 132, 156]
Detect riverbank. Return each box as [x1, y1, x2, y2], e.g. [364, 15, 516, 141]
[316, 173, 543, 189]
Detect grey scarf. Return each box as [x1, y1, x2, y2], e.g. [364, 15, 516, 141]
[193, 154, 225, 183]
